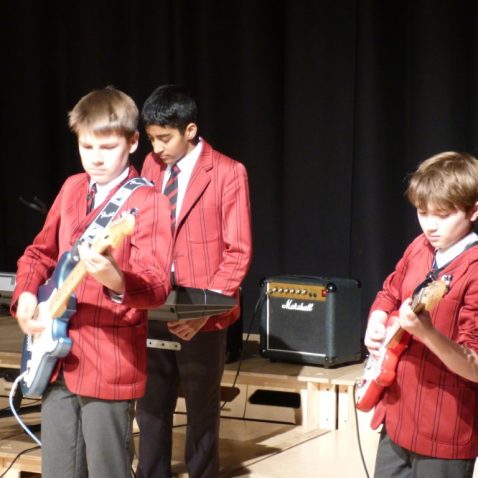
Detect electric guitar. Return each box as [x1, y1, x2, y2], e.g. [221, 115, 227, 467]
[20, 211, 136, 398]
[355, 275, 451, 413]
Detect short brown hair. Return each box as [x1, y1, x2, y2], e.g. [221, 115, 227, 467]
[406, 151, 478, 212]
[68, 86, 138, 139]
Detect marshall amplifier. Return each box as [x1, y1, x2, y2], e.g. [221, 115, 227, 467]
[259, 275, 362, 367]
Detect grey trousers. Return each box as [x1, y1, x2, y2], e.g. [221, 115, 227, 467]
[41, 377, 134, 478]
[374, 428, 476, 478]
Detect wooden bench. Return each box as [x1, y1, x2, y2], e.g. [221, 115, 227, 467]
[0, 351, 22, 405]
[175, 337, 366, 431]
[329, 362, 374, 430]
[0, 441, 41, 477]
[219, 355, 338, 430]
[0, 352, 21, 370]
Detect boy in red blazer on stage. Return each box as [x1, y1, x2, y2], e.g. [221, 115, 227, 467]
[136, 84, 252, 478]
[11, 87, 172, 478]
[364, 151, 478, 477]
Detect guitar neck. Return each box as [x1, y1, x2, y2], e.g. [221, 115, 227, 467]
[383, 287, 433, 348]
[411, 295, 425, 314]
[48, 241, 110, 318]
[382, 289, 435, 349]
[48, 261, 88, 318]
[383, 320, 405, 348]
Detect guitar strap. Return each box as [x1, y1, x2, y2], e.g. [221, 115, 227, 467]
[74, 176, 153, 251]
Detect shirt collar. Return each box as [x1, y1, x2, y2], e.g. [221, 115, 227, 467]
[435, 231, 478, 268]
[167, 139, 203, 175]
[89, 166, 130, 195]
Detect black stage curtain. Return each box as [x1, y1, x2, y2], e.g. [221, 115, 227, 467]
[2, 0, 478, 334]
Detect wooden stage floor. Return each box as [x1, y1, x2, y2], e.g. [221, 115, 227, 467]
[3, 313, 473, 477]
[0, 400, 379, 478]
[0, 313, 380, 477]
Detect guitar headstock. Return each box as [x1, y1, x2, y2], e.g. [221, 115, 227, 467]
[93, 209, 137, 253]
[412, 274, 451, 313]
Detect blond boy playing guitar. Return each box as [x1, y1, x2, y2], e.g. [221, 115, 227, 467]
[11, 88, 172, 478]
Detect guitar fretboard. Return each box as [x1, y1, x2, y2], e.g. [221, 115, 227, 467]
[48, 262, 88, 318]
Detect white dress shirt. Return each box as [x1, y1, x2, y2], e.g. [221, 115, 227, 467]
[435, 231, 478, 269]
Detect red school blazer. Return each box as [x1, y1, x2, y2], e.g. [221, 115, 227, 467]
[141, 139, 253, 331]
[369, 234, 478, 459]
[12, 167, 173, 400]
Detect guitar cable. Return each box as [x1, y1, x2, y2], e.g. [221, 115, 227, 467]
[8, 371, 42, 446]
[0, 373, 42, 478]
[219, 290, 264, 413]
[352, 382, 370, 478]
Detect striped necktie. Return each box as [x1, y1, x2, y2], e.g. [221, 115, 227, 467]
[86, 183, 97, 214]
[164, 164, 180, 230]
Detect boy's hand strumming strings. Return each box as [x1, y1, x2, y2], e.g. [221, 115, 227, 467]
[364, 310, 388, 359]
[16, 291, 45, 335]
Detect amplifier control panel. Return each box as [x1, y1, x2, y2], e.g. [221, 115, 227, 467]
[266, 281, 327, 302]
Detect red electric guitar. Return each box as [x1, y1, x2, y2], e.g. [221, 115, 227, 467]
[355, 275, 451, 412]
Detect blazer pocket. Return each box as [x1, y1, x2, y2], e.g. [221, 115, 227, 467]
[98, 322, 147, 385]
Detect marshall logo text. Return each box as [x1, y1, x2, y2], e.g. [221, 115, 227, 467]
[281, 299, 314, 312]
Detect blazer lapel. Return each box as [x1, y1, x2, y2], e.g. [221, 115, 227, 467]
[70, 175, 94, 245]
[176, 145, 213, 231]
